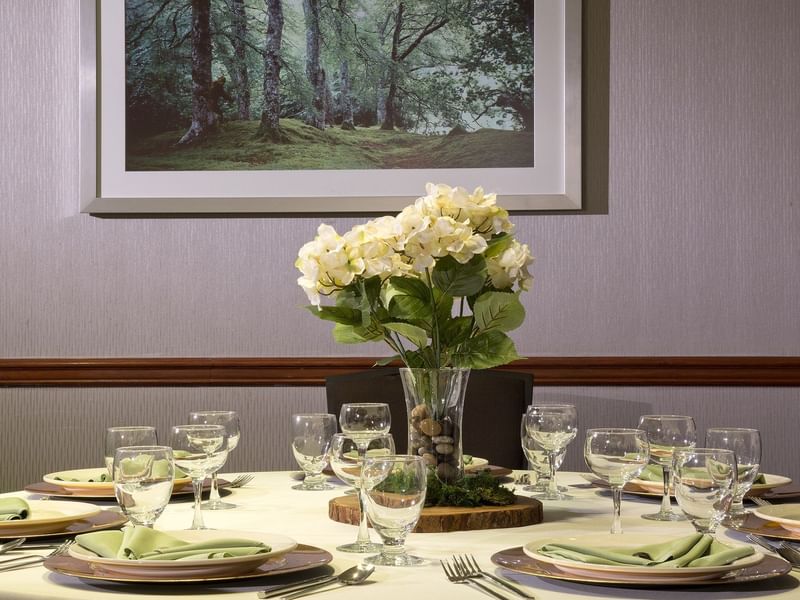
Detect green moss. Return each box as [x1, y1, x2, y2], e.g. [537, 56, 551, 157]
[425, 471, 515, 507]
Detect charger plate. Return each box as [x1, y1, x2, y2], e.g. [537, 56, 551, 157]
[68, 530, 296, 578]
[25, 477, 229, 499]
[43, 468, 192, 493]
[582, 473, 792, 498]
[0, 501, 101, 536]
[45, 543, 332, 584]
[522, 534, 763, 583]
[753, 504, 800, 535]
[727, 512, 800, 541]
[0, 510, 126, 540]
[491, 546, 790, 587]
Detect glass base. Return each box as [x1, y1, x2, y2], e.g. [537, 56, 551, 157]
[364, 552, 425, 567]
[201, 499, 237, 510]
[337, 541, 383, 553]
[641, 510, 686, 521]
[291, 482, 334, 491]
[532, 490, 573, 501]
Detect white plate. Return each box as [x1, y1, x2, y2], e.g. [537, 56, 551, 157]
[523, 533, 763, 583]
[629, 473, 792, 496]
[0, 500, 101, 535]
[753, 504, 800, 534]
[464, 457, 490, 471]
[69, 530, 297, 578]
[44, 468, 191, 492]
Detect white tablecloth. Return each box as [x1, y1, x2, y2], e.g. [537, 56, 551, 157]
[1, 472, 797, 599]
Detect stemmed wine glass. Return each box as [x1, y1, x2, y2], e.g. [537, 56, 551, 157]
[291, 413, 337, 491]
[637, 415, 696, 521]
[329, 432, 395, 552]
[361, 455, 427, 567]
[170, 424, 228, 530]
[188, 411, 241, 509]
[112, 445, 174, 528]
[524, 404, 578, 500]
[105, 426, 158, 477]
[338, 403, 391, 553]
[584, 428, 649, 534]
[520, 414, 566, 493]
[705, 427, 761, 517]
[673, 447, 737, 534]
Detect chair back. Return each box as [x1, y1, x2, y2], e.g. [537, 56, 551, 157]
[325, 368, 532, 469]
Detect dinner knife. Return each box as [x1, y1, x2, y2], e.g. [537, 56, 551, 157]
[257, 573, 336, 599]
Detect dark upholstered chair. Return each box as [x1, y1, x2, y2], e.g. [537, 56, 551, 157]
[325, 368, 533, 469]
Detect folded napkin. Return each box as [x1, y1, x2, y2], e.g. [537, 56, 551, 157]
[54, 470, 110, 483]
[537, 534, 754, 568]
[636, 465, 765, 485]
[118, 457, 186, 479]
[75, 526, 271, 561]
[0, 498, 30, 521]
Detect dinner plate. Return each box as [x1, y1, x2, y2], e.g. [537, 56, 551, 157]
[492, 546, 790, 587]
[0, 500, 101, 536]
[522, 533, 764, 583]
[726, 512, 800, 541]
[43, 468, 192, 493]
[25, 477, 229, 499]
[464, 457, 490, 471]
[45, 543, 333, 583]
[753, 504, 800, 535]
[582, 473, 792, 498]
[69, 529, 297, 578]
[0, 510, 127, 540]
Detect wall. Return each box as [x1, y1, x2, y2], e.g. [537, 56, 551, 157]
[0, 1, 798, 491]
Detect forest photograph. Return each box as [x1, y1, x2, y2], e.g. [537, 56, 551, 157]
[124, 0, 535, 172]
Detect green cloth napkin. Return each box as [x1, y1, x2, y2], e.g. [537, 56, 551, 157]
[54, 470, 110, 483]
[537, 534, 754, 568]
[0, 498, 30, 521]
[75, 526, 271, 561]
[636, 464, 765, 485]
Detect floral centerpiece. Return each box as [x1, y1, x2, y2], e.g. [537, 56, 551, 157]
[296, 183, 533, 481]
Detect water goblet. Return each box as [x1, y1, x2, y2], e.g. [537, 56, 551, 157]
[329, 432, 395, 553]
[188, 410, 241, 509]
[105, 426, 158, 477]
[673, 447, 737, 534]
[584, 428, 649, 534]
[524, 404, 578, 500]
[170, 424, 228, 530]
[705, 427, 761, 516]
[361, 454, 427, 567]
[519, 414, 565, 492]
[637, 414, 696, 521]
[291, 413, 337, 491]
[112, 445, 174, 528]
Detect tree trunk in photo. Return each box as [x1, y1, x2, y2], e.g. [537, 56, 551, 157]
[258, 0, 285, 141]
[302, 0, 325, 129]
[380, 2, 404, 131]
[335, 0, 354, 130]
[231, 0, 251, 120]
[177, 0, 214, 145]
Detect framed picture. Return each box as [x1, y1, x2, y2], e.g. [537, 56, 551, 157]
[80, 0, 581, 214]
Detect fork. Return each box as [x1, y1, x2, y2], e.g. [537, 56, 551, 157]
[441, 559, 511, 600]
[453, 555, 535, 599]
[0, 539, 73, 572]
[750, 496, 771, 507]
[227, 473, 254, 488]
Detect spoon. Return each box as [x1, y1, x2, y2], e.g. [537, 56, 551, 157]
[279, 564, 374, 600]
[0, 539, 25, 555]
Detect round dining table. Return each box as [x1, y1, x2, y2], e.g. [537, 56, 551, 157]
[0, 471, 797, 599]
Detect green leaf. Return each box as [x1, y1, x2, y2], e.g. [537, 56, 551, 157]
[374, 355, 401, 367]
[432, 255, 487, 297]
[383, 322, 428, 348]
[304, 305, 363, 326]
[332, 323, 382, 344]
[382, 277, 432, 322]
[484, 233, 514, 258]
[439, 316, 474, 347]
[472, 292, 525, 333]
[451, 331, 522, 369]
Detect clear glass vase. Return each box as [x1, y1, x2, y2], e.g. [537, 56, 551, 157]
[400, 368, 470, 484]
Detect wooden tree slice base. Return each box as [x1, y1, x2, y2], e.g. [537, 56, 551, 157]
[328, 494, 543, 533]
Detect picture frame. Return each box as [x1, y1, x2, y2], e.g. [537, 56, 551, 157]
[80, 0, 581, 215]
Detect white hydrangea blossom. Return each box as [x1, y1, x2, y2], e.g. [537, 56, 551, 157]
[295, 224, 363, 306]
[486, 240, 535, 291]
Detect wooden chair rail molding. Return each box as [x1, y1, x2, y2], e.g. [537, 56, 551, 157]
[0, 357, 798, 387]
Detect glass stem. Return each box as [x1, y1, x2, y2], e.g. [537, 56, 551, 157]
[191, 477, 205, 529]
[356, 487, 371, 546]
[208, 472, 221, 503]
[660, 466, 672, 514]
[547, 451, 558, 496]
[611, 487, 623, 534]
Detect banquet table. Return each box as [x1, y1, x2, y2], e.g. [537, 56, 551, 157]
[1, 471, 798, 600]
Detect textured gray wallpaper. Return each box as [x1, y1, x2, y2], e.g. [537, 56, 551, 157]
[0, 1, 798, 491]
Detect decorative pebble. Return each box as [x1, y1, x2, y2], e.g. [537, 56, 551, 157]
[435, 443, 454, 455]
[422, 453, 437, 466]
[436, 462, 459, 481]
[418, 418, 442, 437]
[431, 435, 454, 444]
